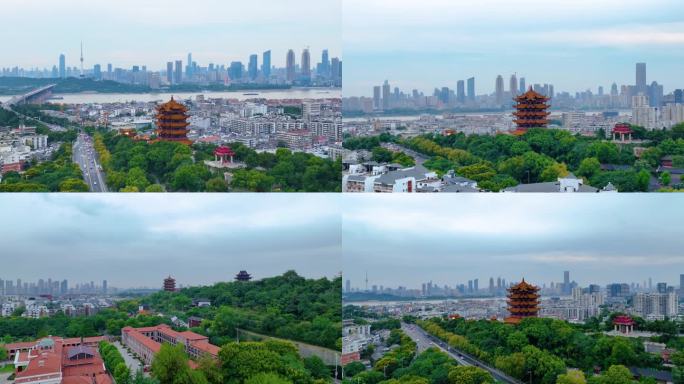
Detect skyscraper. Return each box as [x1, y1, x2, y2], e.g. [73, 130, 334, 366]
[93, 64, 101, 80]
[331, 57, 341, 86]
[286, 49, 296, 82]
[345, 279, 351, 293]
[636, 62, 647, 95]
[248, 54, 258, 81]
[373, 86, 381, 110]
[187, 53, 193, 78]
[229, 61, 243, 81]
[321, 49, 330, 76]
[174, 60, 183, 84]
[563, 271, 570, 295]
[262, 50, 271, 79]
[102, 280, 107, 294]
[510, 74, 518, 98]
[467, 77, 475, 101]
[301, 48, 311, 83]
[519, 77, 526, 94]
[495, 75, 504, 105]
[166, 62, 173, 84]
[382, 80, 390, 110]
[456, 80, 465, 103]
[59, 54, 66, 79]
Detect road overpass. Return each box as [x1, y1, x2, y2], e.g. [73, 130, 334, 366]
[3, 84, 57, 107]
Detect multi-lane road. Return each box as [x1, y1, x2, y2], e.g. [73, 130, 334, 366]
[73, 133, 107, 192]
[401, 323, 522, 384]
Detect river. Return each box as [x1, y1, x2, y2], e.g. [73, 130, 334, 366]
[0, 88, 340, 104]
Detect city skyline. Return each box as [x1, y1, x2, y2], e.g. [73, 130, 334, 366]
[1, 0, 341, 69]
[1, 194, 341, 287]
[343, 0, 684, 96]
[343, 195, 684, 288]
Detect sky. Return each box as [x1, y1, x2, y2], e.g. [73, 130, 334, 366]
[343, 194, 684, 290]
[2, 0, 341, 70]
[343, 0, 684, 96]
[0, 194, 341, 288]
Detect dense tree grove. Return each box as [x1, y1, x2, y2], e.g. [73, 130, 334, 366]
[142, 338, 332, 384]
[342, 329, 493, 384]
[0, 143, 87, 191]
[419, 317, 665, 384]
[94, 131, 341, 192]
[0, 307, 169, 343]
[344, 124, 684, 191]
[141, 271, 341, 350]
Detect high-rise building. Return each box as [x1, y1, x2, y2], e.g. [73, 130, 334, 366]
[286, 49, 296, 82]
[382, 80, 391, 110]
[495, 75, 504, 105]
[186, 53, 193, 78]
[331, 57, 341, 86]
[510, 73, 518, 98]
[166, 62, 173, 84]
[102, 280, 107, 294]
[262, 50, 272, 78]
[248, 54, 258, 81]
[174, 60, 183, 84]
[229, 61, 243, 81]
[345, 279, 351, 293]
[59, 54, 66, 79]
[467, 77, 475, 101]
[456, 80, 465, 103]
[93, 64, 101, 80]
[519, 77, 526, 94]
[301, 48, 311, 83]
[563, 271, 570, 295]
[373, 86, 381, 110]
[321, 49, 330, 76]
[636, 62, 647, 95]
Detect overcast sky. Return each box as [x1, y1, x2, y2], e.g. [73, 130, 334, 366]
[343, 195, 684, 290]
[343, 0, 684, 96]
[0, 195, 341, 289]
[2, 0, 341, 70]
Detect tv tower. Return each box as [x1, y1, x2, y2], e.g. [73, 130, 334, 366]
[80, 41, 84, 78]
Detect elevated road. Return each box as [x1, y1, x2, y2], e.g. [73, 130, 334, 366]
[402, 323, 522, 384]
[73, 133, 107, 192]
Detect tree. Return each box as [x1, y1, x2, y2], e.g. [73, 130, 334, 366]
[126, 167, 150, 191]
[660, 171, 671, 186]
[0, 345, 7, 361]
[115, 362, 132, 384]
[244, 373, 291, 384]
[447, 366, 494, 384]
[145, 184, 165, 192]
[557, 370, 587, 384]
[598, 365, 634, 384]
[58, 178, 89, 192]
[344, 361, 366, 378]
[205, 177, 228, 192]
[577, 157, 601, 179]
[172, 164, 210, 192]
[151, 343, 191, 384]
[303, 356, 329, 379]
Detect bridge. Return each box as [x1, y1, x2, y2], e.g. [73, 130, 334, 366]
[3, 84, 57, 107]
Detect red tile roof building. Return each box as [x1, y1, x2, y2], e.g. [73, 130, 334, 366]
[9, 336, 111, 384]
[121, 325, 220, 367]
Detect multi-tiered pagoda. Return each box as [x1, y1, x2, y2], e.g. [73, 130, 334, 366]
[235, 270, 252, 282]
[512, 88, 550, 133]
[155, 97, 191, 145]
[504, 278, 540, 324]
[163, 276, 176, 292]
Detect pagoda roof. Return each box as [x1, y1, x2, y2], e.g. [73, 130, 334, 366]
[613, 315, 635, 325]
[508, 278, 539, 292]
[612, 124, 633, 134]
[157, 97, 188, 112]
[515, 87, 550, 102]
[215, 146, 235, 156]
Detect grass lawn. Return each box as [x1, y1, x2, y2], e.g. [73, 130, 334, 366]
[0, 364, 14, 373]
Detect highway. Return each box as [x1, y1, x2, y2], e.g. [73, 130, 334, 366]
[401, 323, 522, 384]
[73, 133, 107, 192]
